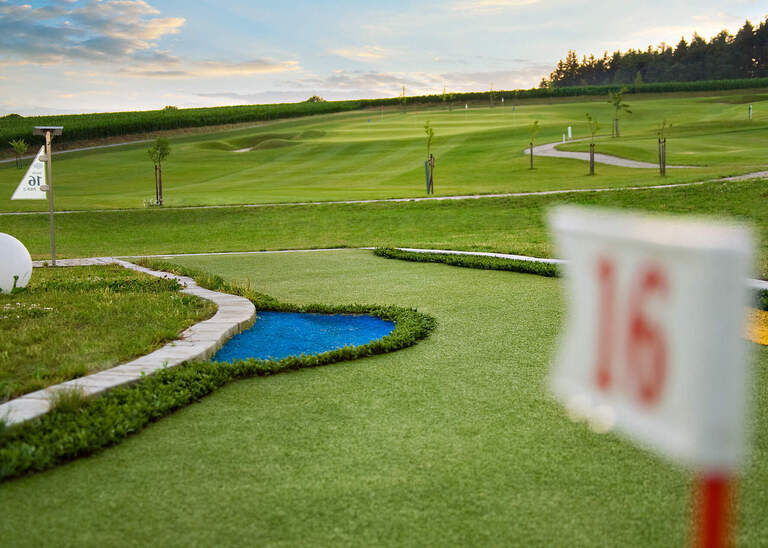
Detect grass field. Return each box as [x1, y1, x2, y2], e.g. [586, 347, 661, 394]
[2, 179, 767, 277]
[0, 265, 215, 401]
[0, 250, 765, 546]
[2, 91, 768, 212]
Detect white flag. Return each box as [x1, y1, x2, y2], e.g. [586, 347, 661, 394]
[11, 147, 47, 200]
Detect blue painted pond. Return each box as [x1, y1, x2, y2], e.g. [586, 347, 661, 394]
[212, 311, 395, 362]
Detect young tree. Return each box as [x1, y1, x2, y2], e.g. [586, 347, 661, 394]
[9, 139, 28, 169]
[424, 121, 435, 194]
[424, 120, 434, 156]
[608, 87, 631, 137]
[147, 137, 171, 206]
[585, 113, 600, 175]
[528, 120, 540, 169]
[657, 119, 671, 176]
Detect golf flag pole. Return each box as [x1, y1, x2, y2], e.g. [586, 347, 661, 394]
[33, 126, 63, 266]
[548, 206, 753, 548]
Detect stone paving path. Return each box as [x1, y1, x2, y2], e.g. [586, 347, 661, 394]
[526, 139, 695, 169]
[0, 258, 255, 426]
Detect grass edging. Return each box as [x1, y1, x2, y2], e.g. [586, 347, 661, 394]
[0, 260, 436, 482]
[373, 247, 561, 278]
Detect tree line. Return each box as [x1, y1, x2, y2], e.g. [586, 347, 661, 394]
[542, 18, 768, 87]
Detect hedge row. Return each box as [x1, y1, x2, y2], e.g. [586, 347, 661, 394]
[4, 77, 768, 146]
[0, 100, 361, 146]
[0, 260, 436, 481]
[373, 247, 561, 277]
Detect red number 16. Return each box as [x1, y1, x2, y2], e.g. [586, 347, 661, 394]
[595, 257, 668, 406]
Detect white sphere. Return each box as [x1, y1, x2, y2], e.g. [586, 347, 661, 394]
[0, 233, 32, 294]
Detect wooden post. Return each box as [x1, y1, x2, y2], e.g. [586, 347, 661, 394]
[45, 131, 55, 266]
[589, 143, 595, 175]
[529, 142, 534, 169]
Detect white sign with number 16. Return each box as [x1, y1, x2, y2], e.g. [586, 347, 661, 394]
[548, 206, 753, 472]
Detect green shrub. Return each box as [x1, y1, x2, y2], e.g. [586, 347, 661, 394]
[373, 248, 561, 278]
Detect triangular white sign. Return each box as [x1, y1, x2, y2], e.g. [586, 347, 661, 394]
[11, 147, 47, 200]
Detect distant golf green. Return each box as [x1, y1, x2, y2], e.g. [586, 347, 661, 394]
[1, 250, 766, 546]
[1, 91, 767, 212]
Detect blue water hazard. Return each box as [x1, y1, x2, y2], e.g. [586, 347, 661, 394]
[212, 311, 395, 362]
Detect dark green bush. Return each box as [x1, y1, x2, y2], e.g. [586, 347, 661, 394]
[373, 248, 561, 278]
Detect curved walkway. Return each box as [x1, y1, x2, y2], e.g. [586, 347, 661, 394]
[525, 139, 695, 169]
[0, 258, 255, 426]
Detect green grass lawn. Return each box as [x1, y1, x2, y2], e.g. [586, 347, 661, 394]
[0, 250, 765, 546]
[2, 179, 767, 277]
[2, 91, 768, 212]
[0, 265, 215, 401]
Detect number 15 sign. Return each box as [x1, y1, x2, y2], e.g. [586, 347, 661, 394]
[548, 206, 753, 472]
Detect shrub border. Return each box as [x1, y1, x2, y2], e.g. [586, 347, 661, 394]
[0, 260, 436, 481]
[373, 247, 561, 278]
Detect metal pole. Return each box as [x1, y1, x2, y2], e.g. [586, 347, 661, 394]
[45, 130, 56, 266]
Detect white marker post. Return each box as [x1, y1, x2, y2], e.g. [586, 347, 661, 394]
[548, 206, 753, 548]
[34, 126, 62, 265]
[567, 126, 572, 140]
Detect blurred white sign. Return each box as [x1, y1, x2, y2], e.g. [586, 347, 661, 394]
[11, 147, 47, 200]
[549, 206, 753, 471]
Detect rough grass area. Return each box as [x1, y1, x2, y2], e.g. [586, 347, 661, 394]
[2, 179, 767, 277]
[0, 265, 216, 401]
[1, 250, 766, 546]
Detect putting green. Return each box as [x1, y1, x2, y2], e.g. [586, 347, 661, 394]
[1, 250, 766, 546]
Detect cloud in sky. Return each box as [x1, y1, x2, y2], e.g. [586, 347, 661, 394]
[0, 0, 766, 114]
[452, 0, 540, 13]
[330, 46, 389, 61]
[0, 0, 185, 65]
[118, 59, 301, 79]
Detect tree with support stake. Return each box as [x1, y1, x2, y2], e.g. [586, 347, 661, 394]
[147, 138, 171, 206]
[424, 121, 435, 194]
[528, 120, 540, 170]
[658, 120, 671, 177]
[585, 113, 599, 175]
[608, 87, 631, 137]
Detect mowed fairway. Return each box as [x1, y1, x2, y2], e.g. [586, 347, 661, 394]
[0, 250, 766, 546]
[2, 91, 768, 212]
[3, 179, 768, 277]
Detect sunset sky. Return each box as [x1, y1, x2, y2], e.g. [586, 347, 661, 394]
[1, 0, 766, 115]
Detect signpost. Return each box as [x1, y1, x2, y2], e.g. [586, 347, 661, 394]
[548, 206, 753, 548]
[34, 127, 62, 265]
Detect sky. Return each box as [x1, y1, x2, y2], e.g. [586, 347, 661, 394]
[0, 0, 767, 115]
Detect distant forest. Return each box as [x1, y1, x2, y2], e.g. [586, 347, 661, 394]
[542, 18, 768, 87]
